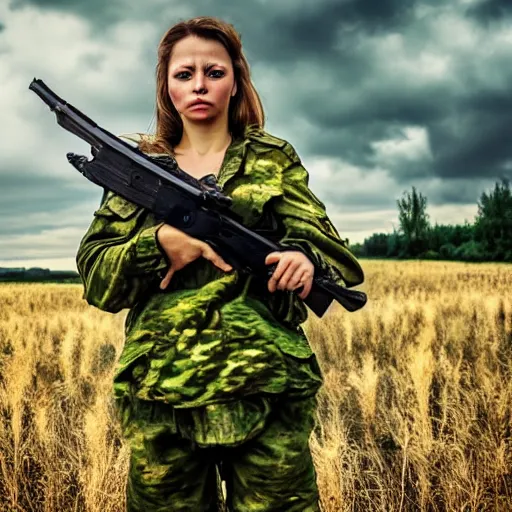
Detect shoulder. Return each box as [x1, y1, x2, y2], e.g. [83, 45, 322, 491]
[243, 125, 301, 165]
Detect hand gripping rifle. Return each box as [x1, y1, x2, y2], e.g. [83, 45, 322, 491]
[29, 78, 367, 317]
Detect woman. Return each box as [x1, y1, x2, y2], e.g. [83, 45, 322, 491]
[76, 16, 364, 512]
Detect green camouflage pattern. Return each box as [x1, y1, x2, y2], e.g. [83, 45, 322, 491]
[76, 124, 363, 410]
[115, 392, 320, 511]
[77, 125, 363, 509]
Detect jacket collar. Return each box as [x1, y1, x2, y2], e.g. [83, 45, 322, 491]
[217, 125, 255, 189]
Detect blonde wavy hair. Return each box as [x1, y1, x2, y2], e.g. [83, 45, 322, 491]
[138, 16, 265, 154]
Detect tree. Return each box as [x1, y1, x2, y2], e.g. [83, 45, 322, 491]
[386, 228, 402, 257]
[428, 222, 475, 254]
[474, 178, 512, 261]
[396, 186, 430, 257]
[363, 233, 389, 257]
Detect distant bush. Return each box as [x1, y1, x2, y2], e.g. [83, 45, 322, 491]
[453, 240, 486, 262]
[439, 243, 457, 260]
[420, 250, 440, 260]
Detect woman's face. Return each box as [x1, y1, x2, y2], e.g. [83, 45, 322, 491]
[167, 35, 237, 126]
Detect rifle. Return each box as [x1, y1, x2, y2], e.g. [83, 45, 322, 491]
[28, 78, 367, 317]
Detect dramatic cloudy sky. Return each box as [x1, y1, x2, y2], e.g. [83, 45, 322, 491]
[1, 0, 511, 270]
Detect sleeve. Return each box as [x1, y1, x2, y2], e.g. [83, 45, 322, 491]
[75, 190, 169, 313]
[274, 144, 364, 288]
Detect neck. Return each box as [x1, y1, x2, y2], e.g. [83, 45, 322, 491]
[177, 115, 232, 156]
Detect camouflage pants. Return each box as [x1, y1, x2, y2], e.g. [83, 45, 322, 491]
[114, 393, 321, 511]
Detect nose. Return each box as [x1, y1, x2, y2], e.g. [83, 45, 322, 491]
[193, 73, 207, 95]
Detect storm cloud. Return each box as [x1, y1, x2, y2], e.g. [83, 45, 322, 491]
[1, 0, 511, 269]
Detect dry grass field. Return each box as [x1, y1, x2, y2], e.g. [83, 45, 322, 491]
[0, 259, 510, 511]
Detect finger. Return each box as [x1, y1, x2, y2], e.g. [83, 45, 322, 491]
[298, 277, 313, 300]
[277, 260, 301, 291]
[160, 267, 175, 290]
[268, 258, 291, 292]
[202, 245, 233, 272]
[270, 255, 291, 283]
[265, 252, 282, 265]
[288, 268, 308, 290]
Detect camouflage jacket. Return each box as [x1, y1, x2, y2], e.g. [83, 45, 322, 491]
[76, 124, 364, 409]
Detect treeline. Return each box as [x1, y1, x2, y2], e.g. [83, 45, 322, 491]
[0, 267, 80, 283]
[0, 275, 81, 283]
[349, 178, 512, 262]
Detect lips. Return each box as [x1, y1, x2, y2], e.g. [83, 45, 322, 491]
[189, 99, 212, 108]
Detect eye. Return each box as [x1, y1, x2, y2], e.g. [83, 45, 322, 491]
[174, 71, 191, 80]
[208, 69, 225, 79]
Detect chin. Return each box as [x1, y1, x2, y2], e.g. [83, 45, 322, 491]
[186, 116, 214, 124]
[187, 112, 221, 124]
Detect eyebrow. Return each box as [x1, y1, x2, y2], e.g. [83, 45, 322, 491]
[175, 62, 225, 71]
